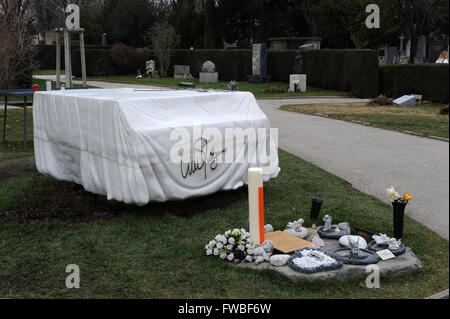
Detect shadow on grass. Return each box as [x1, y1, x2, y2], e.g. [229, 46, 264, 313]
[0, 171, 248, 224]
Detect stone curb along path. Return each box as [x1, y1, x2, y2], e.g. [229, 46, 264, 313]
[235, 236, 423, 282]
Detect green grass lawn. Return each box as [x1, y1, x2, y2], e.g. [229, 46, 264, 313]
[0, 109, 448, 298]
[281, 102, 449, 139]
[74, 75, 351, 99]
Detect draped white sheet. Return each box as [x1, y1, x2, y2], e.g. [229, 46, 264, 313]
[33, 89, 279, 205]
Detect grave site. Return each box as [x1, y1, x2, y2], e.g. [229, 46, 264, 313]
[0, 0, 448, 304]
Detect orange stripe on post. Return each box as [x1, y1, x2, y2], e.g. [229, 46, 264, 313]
[258, 186, 264, 244]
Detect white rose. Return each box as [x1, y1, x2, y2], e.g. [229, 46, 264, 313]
[227, 253, 234, 261]
[386, 186, 401, 201]
[228, 237, 235, 244]
[206, 249, 212, 256]
[226, 244, 234, 250]
[209, 240, 216, 247]
[246, 244, 250, 249]
[245, 255, 253, 262]
[237, 245, 245, 251]
[220, 236, 228, 244]
[220, 252, 227, 259]
[216, 243, 224, 249]
[213, 248, 219, 256]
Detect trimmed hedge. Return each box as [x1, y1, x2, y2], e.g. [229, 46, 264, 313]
[268, 49, 379, 98]
[35, 45, 113, 71]
[37, 46, 380, 97]
[379, 64, 449, 103]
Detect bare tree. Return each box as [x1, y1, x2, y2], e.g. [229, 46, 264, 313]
[149, 22, 179, 77]
[0, 0, 35, 89]
[30, 0, 103, 32]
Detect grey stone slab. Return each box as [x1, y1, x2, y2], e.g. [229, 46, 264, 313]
[394, 95, 416, 106]
[199, 72, 218, 83]
[252, 44, 267, 76]
[235, 236, 422, 282]
[174, 65, 190, 75]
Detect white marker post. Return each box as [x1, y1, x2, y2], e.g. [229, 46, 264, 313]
[248, 167, 264, 244]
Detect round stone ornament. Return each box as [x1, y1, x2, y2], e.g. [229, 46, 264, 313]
[339, 235, 368, 249]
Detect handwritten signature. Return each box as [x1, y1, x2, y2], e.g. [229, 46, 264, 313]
[181, 138, 225, 179]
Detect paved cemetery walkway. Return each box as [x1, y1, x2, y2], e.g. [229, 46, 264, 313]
[31, 76, 449, 239]
[257, 98, 449, 240]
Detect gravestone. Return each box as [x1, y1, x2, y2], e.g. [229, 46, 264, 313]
[414, 35, 427, 64]
[289, 54, 307, 92]
[289, 74, 307, 93]
[248, 43, 271, 83]
[394, 95, 416, 106]
[428, 38, 447, 62]
[199, 61, 218, 83]
[386, 47, 398, 64]
[294, 54, 303, 74]
[101, 33, 107, 46]
[174, 65, 192, 79]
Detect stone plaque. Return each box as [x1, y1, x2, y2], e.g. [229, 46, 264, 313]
[252, 43, 267, 76]
[174, 65, 190, 75]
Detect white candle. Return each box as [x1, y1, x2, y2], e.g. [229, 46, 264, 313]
[248, 167, 264, 244]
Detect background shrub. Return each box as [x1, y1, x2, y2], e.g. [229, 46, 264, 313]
[268, 49, 379, 98]
[379, 64, 449, 103]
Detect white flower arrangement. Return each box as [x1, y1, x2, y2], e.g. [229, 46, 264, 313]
[205, 228, 256, 262]
[386, 186, 413, 203]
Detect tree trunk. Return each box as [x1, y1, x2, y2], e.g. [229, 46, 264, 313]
[203, 0, 216, 49]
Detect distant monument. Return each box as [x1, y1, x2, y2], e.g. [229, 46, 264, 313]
[289, 53, 307, 93]
[199, 61, 218, 83]
[248, 44, 271, 83]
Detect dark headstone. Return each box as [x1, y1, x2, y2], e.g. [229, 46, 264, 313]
[294, 54, 303, 74]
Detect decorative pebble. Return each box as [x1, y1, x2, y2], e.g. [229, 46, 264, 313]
[264, 224, 274, 233]
[270, 254, 291, 267]
[339, 235, 368, 249]
[312, 237, 325, 247]
[262, 240, 274, 254]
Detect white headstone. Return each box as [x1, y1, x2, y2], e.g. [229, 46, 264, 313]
[289, 74, 307, 92]
[393, 95, 416, 106]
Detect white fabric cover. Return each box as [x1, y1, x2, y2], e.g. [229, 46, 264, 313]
[33, 89, 279, 205]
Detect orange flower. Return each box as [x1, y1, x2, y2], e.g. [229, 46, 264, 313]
[403, 193, 413, 201]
